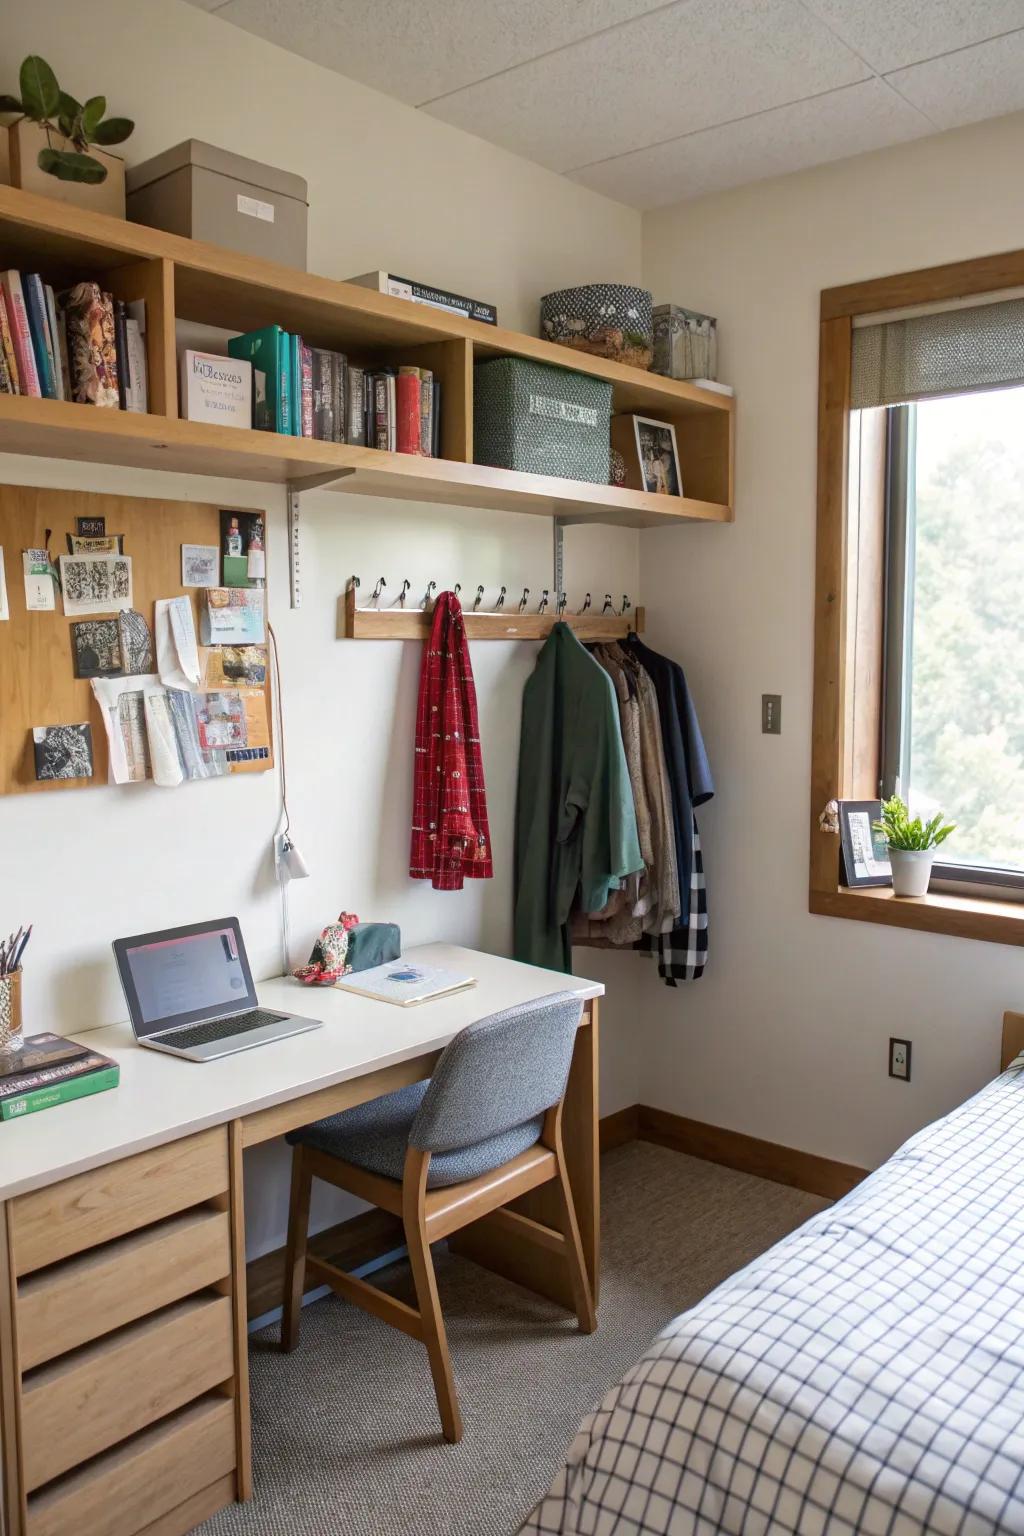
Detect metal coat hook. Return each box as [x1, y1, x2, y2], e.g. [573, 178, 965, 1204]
[538, 589, 549, 615]
[557, 592, 568, 616]
[422, 580, 437, 609]
[350, 575, 361, 594]
[473, 584, 485, 612]
[621, 595, 631, 617]
[371, 577, 386, 608]
[602, 593, 615, 615]
[494, 585, 507, 612]
[397, 579, 411, 608]
[454, 583, 461, 598]
[518, 587, 530, 614]
[577, 592, 592, 616]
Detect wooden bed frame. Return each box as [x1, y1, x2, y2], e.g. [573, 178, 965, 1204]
[1000, 1012, 1024, 1071]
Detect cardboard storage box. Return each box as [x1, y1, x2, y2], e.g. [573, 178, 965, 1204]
[127, 140, 308, 269]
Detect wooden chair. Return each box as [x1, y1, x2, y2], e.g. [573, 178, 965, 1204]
[280, 992, 597, 1443]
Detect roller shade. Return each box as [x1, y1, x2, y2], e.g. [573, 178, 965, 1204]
[850, 297, 1024, 409]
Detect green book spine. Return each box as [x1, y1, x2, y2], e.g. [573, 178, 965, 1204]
[228, 326, 290, 434]
[0, 1065, 119, 1121]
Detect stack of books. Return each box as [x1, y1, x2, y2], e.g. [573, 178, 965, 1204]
[0, 1031, 120, 1122]
[226, 325, 441, 454]
[0, 272, 147, 412]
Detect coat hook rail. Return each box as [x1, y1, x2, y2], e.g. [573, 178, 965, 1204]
[342, 577, 644, 642]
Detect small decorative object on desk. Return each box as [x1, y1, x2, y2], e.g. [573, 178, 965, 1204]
[874, 795, 955, 898]
[652, 304, 718, 381]
[540, 283, 653, 369]
[0, 924, 31, 1053]
[294, 911, 360, 985]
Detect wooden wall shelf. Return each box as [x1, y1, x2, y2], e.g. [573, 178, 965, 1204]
[343, 583, 645, 640]
[0, 187, 735, 530]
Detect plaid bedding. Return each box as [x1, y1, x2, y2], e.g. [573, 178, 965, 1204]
[522, 1058, 1024, 1536]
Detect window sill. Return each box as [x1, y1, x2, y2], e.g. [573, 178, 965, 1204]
[809, 884, 1024, 948]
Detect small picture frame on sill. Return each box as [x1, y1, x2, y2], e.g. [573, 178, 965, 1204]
[838, 799, 892, 887]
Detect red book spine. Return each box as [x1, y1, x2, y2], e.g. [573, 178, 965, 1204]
[301, 342, 313, 437]
[1, 273, 40, 396]
[396, 370, 422, 455]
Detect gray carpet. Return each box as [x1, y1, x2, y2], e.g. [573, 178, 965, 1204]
[201, 1143, 827, 1536]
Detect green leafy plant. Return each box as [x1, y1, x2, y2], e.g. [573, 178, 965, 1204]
[0, 56, 133, 184]
[873, 795, 956, 851]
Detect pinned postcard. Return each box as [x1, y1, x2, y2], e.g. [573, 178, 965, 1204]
[201, 587, 265, 645]
[91, 674, 157, 784]
[0, 548, 7, 621]
[194, 691, 247, 751]
[23, 549, 56, 611]
[202, 645, 267, 688]
[59, 553, 132, 616]
[155, 596, 201, 690]
[181, 544, 219, 588]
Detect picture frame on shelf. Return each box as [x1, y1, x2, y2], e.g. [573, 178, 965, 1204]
[838, 799, 892, 887]
[611, 413, 683, 497]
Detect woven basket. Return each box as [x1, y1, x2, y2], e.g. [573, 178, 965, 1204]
[474, 358, 611, 484]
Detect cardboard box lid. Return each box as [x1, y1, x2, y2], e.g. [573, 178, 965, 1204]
[127, 139, 307, 205]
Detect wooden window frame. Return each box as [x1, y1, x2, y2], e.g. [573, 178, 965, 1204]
[810, 249, 1024, 948]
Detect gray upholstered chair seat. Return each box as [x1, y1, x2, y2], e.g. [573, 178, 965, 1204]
[287, 1081, 544, 1188]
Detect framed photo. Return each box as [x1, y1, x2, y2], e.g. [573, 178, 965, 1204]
[633, 416, 682, 497]
[838, 799, 892, 887]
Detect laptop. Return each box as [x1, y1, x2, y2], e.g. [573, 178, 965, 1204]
[113, 917, 321, 1061]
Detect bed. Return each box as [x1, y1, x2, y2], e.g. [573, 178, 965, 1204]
[523, 1026, 1024, 1536]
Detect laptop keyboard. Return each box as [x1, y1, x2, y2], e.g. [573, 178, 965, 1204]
[156, 1009, 287, 1051]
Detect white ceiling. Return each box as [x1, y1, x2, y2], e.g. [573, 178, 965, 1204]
[188, 0, 1024, 207]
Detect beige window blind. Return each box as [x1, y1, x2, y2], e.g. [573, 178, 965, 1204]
[850, 297, 1024, 409]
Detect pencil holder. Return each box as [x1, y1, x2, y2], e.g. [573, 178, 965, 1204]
[0, 969, 23, 1052]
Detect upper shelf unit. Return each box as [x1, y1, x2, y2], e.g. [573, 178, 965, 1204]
[0, 186, 734, 528]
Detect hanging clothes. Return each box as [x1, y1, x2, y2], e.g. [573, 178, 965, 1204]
[410, 590, 493, 891]
[622, 636, 713, 985]
[514, 623, 642, 972]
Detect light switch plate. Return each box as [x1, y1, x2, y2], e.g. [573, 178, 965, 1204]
[889, 1037, 911, 1081]
[762, 694, 782, 734]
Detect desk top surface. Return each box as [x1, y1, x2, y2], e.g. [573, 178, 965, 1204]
[0, 945, 602, 1202]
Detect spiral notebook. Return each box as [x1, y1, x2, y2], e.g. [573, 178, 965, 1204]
[335, 961, 476, 1007]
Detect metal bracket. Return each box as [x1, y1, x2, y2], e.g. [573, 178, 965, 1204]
[285, 468, 356, 610]
[553, 517, 565, 599]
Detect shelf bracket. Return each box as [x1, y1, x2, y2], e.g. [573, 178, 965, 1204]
[553, 517, 565, 602]
[284, 468, 356, 610]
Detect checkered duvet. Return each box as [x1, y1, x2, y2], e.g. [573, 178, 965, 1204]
[522, 1058, 1024, 1535]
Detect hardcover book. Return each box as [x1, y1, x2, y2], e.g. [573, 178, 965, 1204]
[113, 298, 130, 410]
[179, 350, 252, 428]
[419, 368, 433, 457]
[311, 348, 333, 440]
[228, 325, 290, 432]
[2, 271, 41, 396]
[346, 270, 497, 326]
[374, 373, 389, 451]
[44, 284, 67, 400]
[0, 290, 20, 393]
[23, 274, 57, 398]
[300, 341, 313, 437]
[330, 351, 347, 444]
[347, 365, 365, 445]
[60, 283, 119, 408]
[396, 367, 422, 455]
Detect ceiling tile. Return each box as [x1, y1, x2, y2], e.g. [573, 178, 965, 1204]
[184, 0, 229, 9]
[569, 79, 931, 208]
[800, 0, 1024, 74]
[886, 29, 1024, 126]
[203, 0, 671, 105]
[423, 0, 870, 173]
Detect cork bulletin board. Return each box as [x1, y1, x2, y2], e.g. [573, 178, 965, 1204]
[0, 484, 273, 796]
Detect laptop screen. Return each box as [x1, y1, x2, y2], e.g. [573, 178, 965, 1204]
[113, 918, 257, 1037]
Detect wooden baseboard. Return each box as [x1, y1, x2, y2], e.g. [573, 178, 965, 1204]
[246, 1106, 867, 1315]
[637, 1106, 868, 1200]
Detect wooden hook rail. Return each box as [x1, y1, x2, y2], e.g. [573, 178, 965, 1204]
[342, 584, 645, 641]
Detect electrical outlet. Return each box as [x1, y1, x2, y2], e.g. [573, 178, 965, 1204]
[889, 1037, 911, 1081]
[761, 694, 782, 734]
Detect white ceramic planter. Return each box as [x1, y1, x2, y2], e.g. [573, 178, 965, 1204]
[888, 847, 936, 897]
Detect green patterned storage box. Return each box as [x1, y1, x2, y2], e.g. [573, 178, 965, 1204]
[474, 358, 611, 484]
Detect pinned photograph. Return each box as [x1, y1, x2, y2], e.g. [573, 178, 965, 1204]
[195, 691, 248, 751]
[23, 549, 56, 612]
[60, 553, 133, 616]
[118, 609, 153, 675]
[633, 417, 682, 497]
[204, 645, 268, 688]
[32, 723, 94, 781]
[181, 543, 220, 588]
[71, 619, 123, 679]
[76, 516, 105, 537]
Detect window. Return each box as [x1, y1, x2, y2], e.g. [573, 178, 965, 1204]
[881, 386, 1024, 889]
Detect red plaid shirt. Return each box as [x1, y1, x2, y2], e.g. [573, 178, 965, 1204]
[410, 591, 493, 890]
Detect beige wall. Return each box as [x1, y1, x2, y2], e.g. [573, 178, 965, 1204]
[638, 110, 1024, 1171]
[0, 0, 642, 1257]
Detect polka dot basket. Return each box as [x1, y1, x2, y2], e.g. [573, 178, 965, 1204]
[540, 283, 653, 370]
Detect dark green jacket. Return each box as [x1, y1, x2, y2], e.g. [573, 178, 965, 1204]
[514, 624, 642, 971]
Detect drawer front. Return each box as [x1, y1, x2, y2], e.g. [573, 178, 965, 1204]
[18, 1208, 231, 1370]
[12, 1128, 229, 1275]
[22, 1294, 233, 1490]
[27, 1395, 235, 1536]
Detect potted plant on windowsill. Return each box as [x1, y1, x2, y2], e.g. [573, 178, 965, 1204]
[0, 56, 133, 218]
[874, 796, 956, 898]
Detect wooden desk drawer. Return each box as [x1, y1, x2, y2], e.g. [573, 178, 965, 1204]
[26, 1395, 235, 1536]
[11, 1128, 229, 1275]
[22, 1294, 234, 1491]
[18, 1208, 231, 1369]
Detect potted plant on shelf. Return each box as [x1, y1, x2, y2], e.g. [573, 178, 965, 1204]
[0, 56, 133, 218]
[874, 796, 956, 897]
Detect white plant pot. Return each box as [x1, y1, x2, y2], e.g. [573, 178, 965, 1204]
[888, 847, 936, 897]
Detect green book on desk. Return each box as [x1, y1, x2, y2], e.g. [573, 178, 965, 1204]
[0, 1032, 119, 1121]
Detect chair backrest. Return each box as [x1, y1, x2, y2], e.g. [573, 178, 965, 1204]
[408, 991, 583, 1154]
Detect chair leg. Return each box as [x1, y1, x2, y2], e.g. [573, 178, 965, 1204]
[281, 1146, 313, 1353]
[403, 1149, 463, 1443]
[552, 1137, 597, 1335]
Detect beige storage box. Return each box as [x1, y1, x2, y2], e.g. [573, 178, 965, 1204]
[126, 139, 308, 270]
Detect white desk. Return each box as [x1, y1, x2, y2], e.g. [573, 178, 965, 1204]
[0, 945, 603, 1536]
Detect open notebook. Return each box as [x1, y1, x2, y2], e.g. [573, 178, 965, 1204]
[335, 961, 477, 1007]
